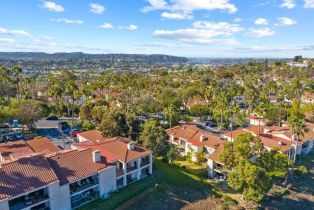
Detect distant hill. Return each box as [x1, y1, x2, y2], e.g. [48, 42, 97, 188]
[0, 52, 188, 63]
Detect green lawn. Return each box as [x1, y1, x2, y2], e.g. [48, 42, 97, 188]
[79, 159, 219, 210]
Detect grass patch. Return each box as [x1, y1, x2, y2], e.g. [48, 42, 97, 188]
[79, 158, 218, 210]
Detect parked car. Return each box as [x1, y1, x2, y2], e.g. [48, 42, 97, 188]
[46, 116, 59, 121]
[203, 120, 217, 127]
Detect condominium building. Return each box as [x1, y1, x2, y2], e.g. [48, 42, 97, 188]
[75, 130, 153, 189]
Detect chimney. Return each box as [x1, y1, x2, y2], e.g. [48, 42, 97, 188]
[92, 150, 101, 163]
[0, 153, 3, 163]
[200, 135, 207, 142]
[127, 142, 135, 150]
[278, 141, 283, 145]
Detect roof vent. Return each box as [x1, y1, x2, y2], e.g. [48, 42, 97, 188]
[127, 142, 135, 150]
[200, 135, 207, 142]
[92, 150, 101, 163]
[278, 141, 284, 145]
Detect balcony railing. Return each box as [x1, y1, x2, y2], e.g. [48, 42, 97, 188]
[140, 159, 150, 167]
[127, 166, 137, 173]
[71, 189, 99, 209]
[70, 178, 98, 195]
[116, 168, 124, 177]
[9, 194, 49, 210]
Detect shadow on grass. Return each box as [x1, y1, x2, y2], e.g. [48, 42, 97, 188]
[79, 159, 219, 210]
[263, 194, 314, 210]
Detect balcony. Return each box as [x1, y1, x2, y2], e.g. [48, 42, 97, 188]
[116, 168, 124, 177]
[71, 187, 99, 209]
[140, 157, 150, 167]
[126, 162, 137, 173]
[9, 189, 49, 210]
[70, 176, 98, 195]
[214, 163, 224, 172]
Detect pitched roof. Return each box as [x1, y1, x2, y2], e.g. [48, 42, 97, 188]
[167, 124, 225, 162]
[222, 130, 250, 140]
[0, 155, 58, 200]
[0, 138, 60, 162]
[283, 122, 314, 143]
[26, 137, 60, 155]
[0, 140, 34, 161]
[259, 134, 291, 153]
[77, 130, 152, 163]
[100, 137, 152, 162]
[78, 130, 105, 143]
[47, 149, 108, 185]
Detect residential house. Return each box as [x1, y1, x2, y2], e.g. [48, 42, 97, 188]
[166, 124, 226, 179]
[247, 115, 269, 126]
[0, 132, 152, 210]
[74, 130, 153, 189]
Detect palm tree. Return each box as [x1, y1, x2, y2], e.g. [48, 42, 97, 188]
[12, 65, 22, 99]
[163, 104, 176, 128]
[288, 100, 308, 162]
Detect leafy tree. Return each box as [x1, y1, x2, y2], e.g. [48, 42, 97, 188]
[196, 151, 206, 165]
[256, 149, 289, 178]
[166, 144, 180, 164]
[10, 99, 49, 129]
[99, 111, 128, 137]
[189, 105, 211, 120]
[227, 159, 272, 202]
[139, 119, 168, 156]
[220, 141, 236, 170]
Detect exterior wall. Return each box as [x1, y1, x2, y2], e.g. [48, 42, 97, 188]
[303, 140, 314, 154]
[77, 135, 89, 143]
[207, 159, 214, 178]
[99, 166, 117, 198]
[48, 182, 71, 210]
[0, 199, 9, 210]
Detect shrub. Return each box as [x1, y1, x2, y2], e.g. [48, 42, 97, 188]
[295, 165, 308, 176]
[222, 194, 238, 206]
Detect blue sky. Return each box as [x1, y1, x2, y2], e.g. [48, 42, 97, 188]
[0, 0, 314, 57]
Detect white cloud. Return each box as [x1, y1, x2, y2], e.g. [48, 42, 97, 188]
[143, 0, 237, 19]
[126, 24, 138, 30]
[254, 18, 268, 25]
[280, 0, 296, 9]
[0, 38, 15, 44]
[278, 17, 297, 25]
[234, 18, 242, 22]
[0, 27, 31, 37]
[90, 3, 105, 14]
[247, 28, 275, 38]
[193, 21, 243, 34]
[153, 21, 241, 45]
[100, 23, 113, 29]
[42, 1, 64, 12]
[50, 18, 84, 24]
[304, 0, 314, 8]
[161, 12, 193, 19]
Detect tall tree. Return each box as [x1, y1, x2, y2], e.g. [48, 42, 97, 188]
[139, 119, 168, 156]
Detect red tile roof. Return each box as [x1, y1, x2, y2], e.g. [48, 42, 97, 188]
[0, 155, 58, 200]
[0, 140, 33, 161]
[259, 134, 291, 153]
[223, 130, 250, 140]
[47, 149, 108, 185]
[26, 137, 60, 155]
[78, 130, 105, 143]
[100, 137, 152, 162]
[0, 138, 60, 161]
[77, 130, 152, 163]
[167, 124, 225, 162]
